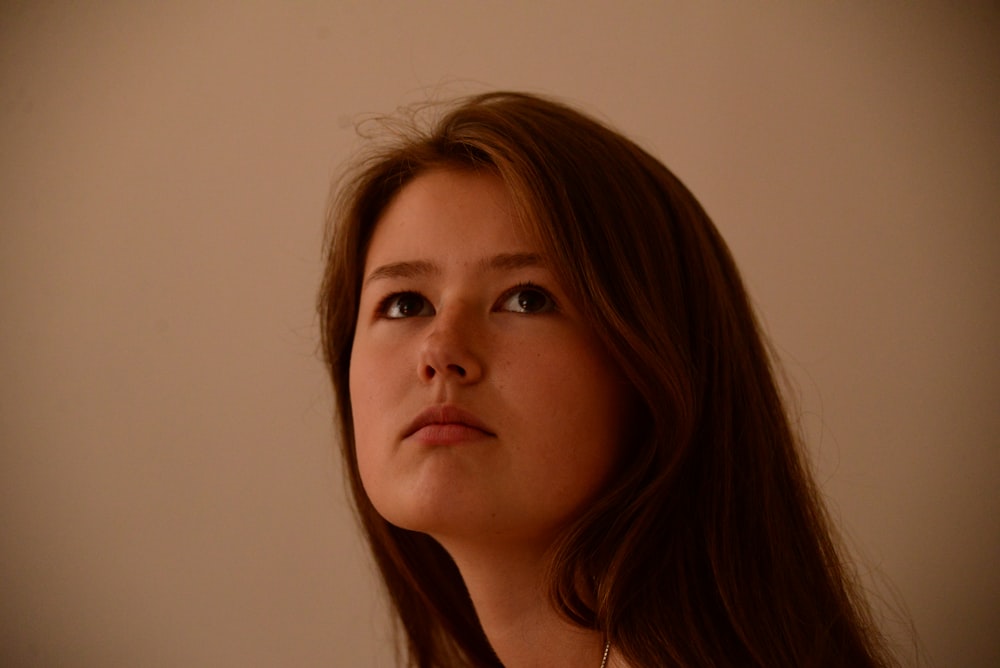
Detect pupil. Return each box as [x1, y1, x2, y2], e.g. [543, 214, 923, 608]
[400, 296, 420, 315]
[519, 291, 543, 312]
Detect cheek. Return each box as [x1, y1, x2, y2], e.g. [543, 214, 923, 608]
[348, 359, 388, 511]
[514, 339, 631, 465]
[347, 341, 386, 467]
[508, 349, 631, 532]
[348, 334, 412, 489]
[348, 332, 399, 420]
[347, 350, 368, 436]
[348, 330, 376, 400]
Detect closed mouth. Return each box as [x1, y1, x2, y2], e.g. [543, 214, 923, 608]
[404, 405, 496, 439]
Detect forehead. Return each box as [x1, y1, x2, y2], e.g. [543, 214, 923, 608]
[363, 168, 540, 269]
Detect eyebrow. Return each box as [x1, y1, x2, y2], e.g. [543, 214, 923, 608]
[363, 260, 437, 286]
[363, 252, 545, 286]
[479, 252, 544, 272]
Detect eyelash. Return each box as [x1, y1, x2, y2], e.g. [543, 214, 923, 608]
[500, 282, 558, 314]
[374, 282, 558, 319]
[375, 291, 431, 319]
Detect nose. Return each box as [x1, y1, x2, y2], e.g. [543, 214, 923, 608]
[418, 307, 484, 384]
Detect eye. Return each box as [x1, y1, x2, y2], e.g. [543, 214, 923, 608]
[497, 284, 556, 314]
[378, 292, 434, 319]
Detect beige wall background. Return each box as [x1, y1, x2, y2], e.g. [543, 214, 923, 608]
[1, 2, 997, 666]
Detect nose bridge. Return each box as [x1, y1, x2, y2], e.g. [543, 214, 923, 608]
[419, 299, 483, 383]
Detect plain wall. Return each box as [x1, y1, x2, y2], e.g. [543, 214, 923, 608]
[1, 2, 997, 666]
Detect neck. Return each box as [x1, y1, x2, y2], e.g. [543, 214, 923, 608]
[438, 537, 607, 668]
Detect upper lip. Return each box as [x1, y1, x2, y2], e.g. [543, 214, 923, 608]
[403, 405, 496, 438]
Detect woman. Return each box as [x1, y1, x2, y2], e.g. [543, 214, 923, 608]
[318, 92, 895, 667]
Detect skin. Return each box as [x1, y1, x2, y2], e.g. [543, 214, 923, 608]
[349, 168, 632, 666]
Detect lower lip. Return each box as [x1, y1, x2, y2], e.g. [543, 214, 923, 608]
[410, 424, 493, 445]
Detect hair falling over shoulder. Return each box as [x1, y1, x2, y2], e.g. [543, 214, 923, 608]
[318, 91, 899, 667]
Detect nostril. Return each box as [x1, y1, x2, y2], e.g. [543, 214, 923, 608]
[423, 363, 467, 379]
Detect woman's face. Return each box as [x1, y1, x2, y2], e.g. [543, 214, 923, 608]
[349, 168, 632, 552]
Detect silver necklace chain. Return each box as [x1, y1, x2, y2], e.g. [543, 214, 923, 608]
[599, 640, 610, 668]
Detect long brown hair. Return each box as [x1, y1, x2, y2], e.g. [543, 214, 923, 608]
[319, 91, 894, 667]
